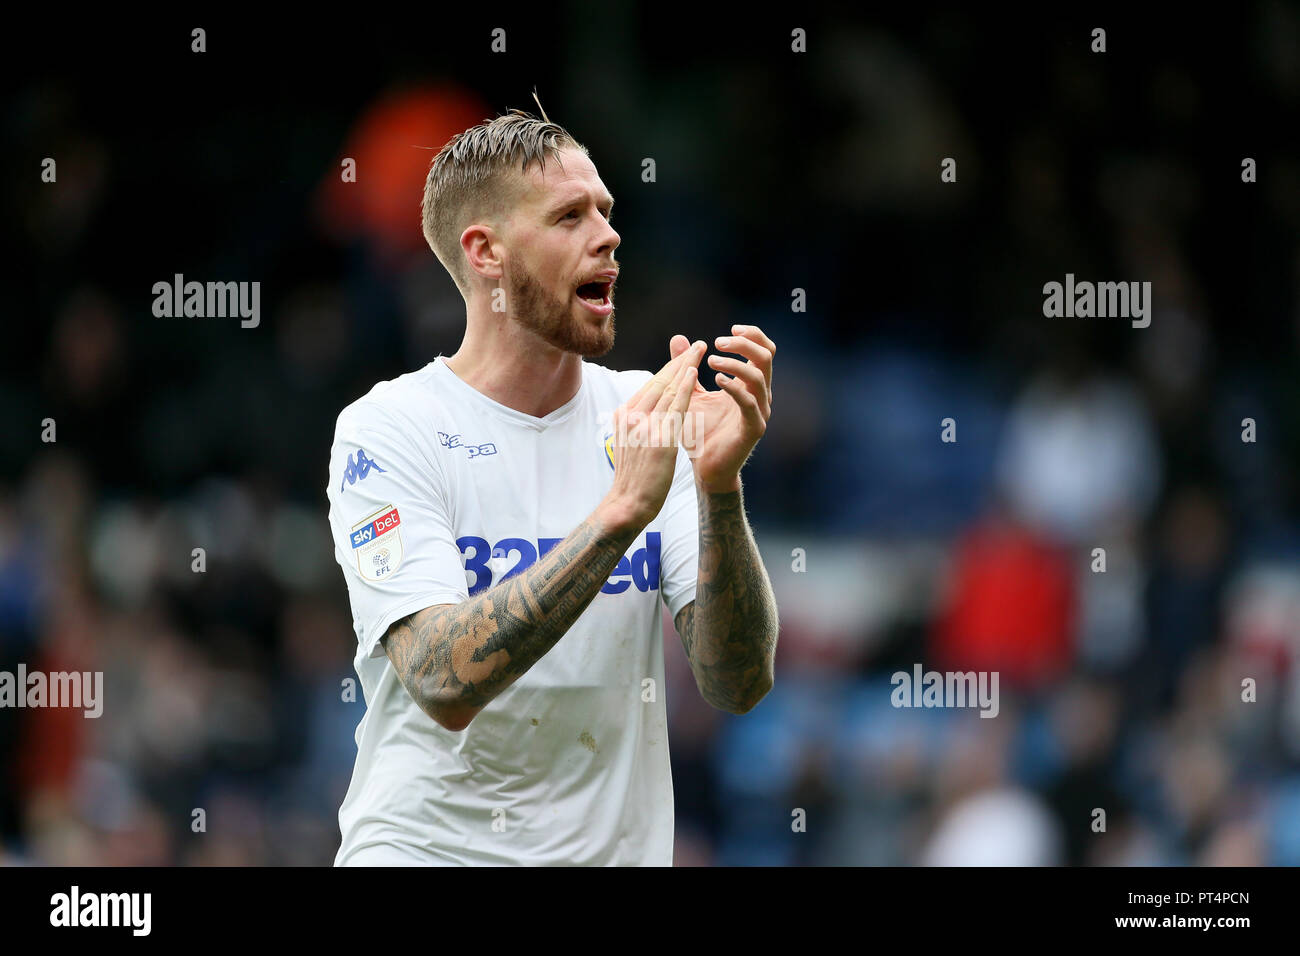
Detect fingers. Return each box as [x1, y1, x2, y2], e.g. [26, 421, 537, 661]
[635, 339, 704, 413]
[669, 359, 698, 451]
[671, 357, 696, 414]
[642, 347, 700, 447]
[654, 351, 694, 415]
[669, 334, 691, 359]
[713, 332, 773, 392]
[679, 335, 709, 398]
[708, 356, 770, 418]
[627, 344, 689, 412]
[613, 352, 699, 457]
[712, 324, 775, 429]
[732, 324, 776, 358]
[715, 370, 767, 434]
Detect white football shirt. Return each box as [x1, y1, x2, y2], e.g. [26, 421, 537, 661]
[326, 355, 699, 865]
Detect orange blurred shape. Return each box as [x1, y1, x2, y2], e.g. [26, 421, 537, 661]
[15, 650, 88, 799]
[316, 84, 492, 266]
[932, 518, 1076, 690]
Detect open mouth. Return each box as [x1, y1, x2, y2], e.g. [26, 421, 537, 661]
[576, 279, 612, 305]
[575, 278, 614, 315]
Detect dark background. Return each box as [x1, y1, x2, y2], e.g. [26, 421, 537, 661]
[3, 4, 1299, 864]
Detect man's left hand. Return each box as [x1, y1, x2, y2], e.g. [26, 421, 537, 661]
[668, 325, 775, 493]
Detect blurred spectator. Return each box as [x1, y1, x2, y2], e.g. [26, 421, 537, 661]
[932, 512, 1076, 691]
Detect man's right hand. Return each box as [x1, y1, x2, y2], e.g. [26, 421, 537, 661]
[599, 339, 704, 535]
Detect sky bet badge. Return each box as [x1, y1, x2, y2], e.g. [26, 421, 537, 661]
[351, 504, 403, 581]
[604, 431, 615, 470]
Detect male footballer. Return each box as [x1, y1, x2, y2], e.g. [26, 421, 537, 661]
[326, 106, 779, 865]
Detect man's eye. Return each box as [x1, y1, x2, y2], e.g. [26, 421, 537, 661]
[563, 210, 579, 220]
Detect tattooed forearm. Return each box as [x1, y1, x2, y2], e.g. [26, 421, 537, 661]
[675, 484, 778, 714]
[382, 514, 640, 730]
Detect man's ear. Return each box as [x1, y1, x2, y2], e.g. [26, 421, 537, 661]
[461, 224, 503, 281]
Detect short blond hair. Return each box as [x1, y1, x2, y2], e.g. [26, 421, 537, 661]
[421, 108, 587, 299]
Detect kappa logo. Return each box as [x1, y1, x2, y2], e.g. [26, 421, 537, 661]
[339, 449, 386, 491]
[438, 431, 498, 459]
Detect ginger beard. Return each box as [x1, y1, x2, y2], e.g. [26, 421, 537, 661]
[504, 256, 615, 358]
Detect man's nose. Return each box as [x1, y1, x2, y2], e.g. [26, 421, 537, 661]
[594, 220, 620, 256]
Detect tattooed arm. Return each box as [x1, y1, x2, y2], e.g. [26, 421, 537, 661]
[665, 323, 779, 714]
[382, 504, 640, 732]
[674, 481, 778, 714]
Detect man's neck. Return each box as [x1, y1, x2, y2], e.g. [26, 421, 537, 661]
[444, 322, 584, 419]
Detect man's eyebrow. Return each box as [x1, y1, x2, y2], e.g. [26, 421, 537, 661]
[547, 192, 616, 216]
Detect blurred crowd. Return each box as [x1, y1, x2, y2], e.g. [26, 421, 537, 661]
[4, 7, 1300, 864]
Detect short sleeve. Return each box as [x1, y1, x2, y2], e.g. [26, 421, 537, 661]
[658, 444, 699, 620]
[326, 404, 469, 660]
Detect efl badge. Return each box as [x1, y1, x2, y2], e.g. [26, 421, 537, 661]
[603, 431, 615, 470]
[350, 504, 403, 581]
